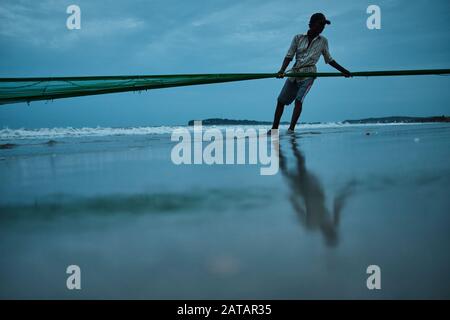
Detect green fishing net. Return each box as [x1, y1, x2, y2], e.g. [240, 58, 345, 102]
[1, 69, 449, 105]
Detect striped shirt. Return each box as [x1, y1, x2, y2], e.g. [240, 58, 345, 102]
[285, 33, 334, 82]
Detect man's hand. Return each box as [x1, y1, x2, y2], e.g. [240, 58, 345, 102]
[277, 57, 292, 79]
[342, 70, 352, 78]
[329, 60, 352, 78]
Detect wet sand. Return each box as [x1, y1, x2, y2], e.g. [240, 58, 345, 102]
[0, 123, 449, 299]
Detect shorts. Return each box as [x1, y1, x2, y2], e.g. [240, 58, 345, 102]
[277, 77, 315, 106]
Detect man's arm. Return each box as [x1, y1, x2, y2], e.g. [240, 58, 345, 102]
[277, 35, 298, 78]
[277, 57, 292, 78]
[329, 60, 352, 77]
[322, 38, 351, 78]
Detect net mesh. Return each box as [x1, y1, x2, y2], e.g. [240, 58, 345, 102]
[1, 69, 449, 105]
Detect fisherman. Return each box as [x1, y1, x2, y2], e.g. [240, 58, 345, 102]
[271, 13, 352, 132]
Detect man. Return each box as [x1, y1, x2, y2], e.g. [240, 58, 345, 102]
[271, 13, 351, 132]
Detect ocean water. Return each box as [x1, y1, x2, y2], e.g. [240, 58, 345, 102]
[0, 123, 449, 299]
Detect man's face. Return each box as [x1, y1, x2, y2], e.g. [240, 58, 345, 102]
[310, 21, 326, 35]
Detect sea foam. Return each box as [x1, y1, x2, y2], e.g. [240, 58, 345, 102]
[0, 122, 414, 140]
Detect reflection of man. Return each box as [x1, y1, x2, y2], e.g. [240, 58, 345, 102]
[277, 135, 353, 247]
[271, 13, 351, 132]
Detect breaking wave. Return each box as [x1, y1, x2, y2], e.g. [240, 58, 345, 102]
[0, 122, 416, 140]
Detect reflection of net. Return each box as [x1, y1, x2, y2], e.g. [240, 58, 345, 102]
[1, 69, 449, 105]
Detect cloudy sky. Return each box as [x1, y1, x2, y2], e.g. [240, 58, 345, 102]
[0, 0, 449, 128]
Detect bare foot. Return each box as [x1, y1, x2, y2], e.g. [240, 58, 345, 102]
[267, 128, 278, 135]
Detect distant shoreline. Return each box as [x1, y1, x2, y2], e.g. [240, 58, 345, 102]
[188, 116, 449, 126]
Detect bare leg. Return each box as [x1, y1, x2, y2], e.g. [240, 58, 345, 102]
[271, 100, 285, 129]
[289, 99, 303, 130]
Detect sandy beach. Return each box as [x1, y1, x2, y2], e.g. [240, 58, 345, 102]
[0, 123, 449, 299]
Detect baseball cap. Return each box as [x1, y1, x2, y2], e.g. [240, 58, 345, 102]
[310, 13, 331, 25]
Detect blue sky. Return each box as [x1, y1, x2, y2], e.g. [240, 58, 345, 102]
[0, 0, 449, 128]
